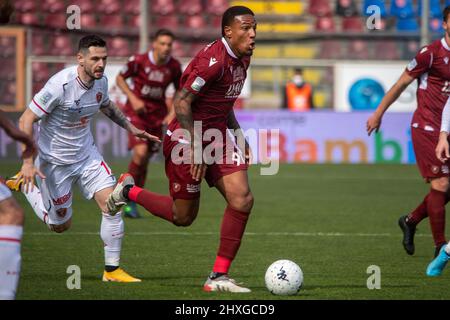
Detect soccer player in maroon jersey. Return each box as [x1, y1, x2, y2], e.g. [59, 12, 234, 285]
[116, 29, 182, 218]
[367, 6, 450, 258]
[108, 6, 256, 292]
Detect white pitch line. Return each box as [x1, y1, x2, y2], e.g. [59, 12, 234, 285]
[24, 231, 432, 238]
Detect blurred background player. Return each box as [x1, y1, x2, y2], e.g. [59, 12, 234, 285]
[282, 67, 315, 112]
[0, 0, 13, 24]
[0, 111, 36, 300]
[116, 29, 182, 218]
[6, 35, 159, 283]
[367, 5, 450, 258]
[108, 6, 256, 293]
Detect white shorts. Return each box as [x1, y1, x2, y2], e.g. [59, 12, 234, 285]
[0, 183, 12, 202]
[36, 149, 116, 225]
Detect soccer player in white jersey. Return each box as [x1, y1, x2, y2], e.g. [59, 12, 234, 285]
[6, 35, 160, 283]
[0, 110, 37, 299]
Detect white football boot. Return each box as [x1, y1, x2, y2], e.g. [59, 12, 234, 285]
[106, 173, 135, 215]
[203, 273, 251, 293]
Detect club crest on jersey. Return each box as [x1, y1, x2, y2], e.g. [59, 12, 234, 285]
[173, 183, 181, 193]
[39, 91, 53, 106]
[96, 92, 103, 103]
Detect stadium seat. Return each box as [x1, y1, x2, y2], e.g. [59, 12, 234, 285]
[315, 16, 336, 32]
[342, 16, 364, 31]
[44, 13, 68, 29]
[374, 41, 400, 60]
[179, 0, 203, 15]
[396, 17, 419, 32]
[76, 0, 95, 13]
[185, 15, 206, 30]
[430, 17, 444, 32]
[348, 40, 370, 59]
[32, 81, 46, 95]
[362, 0, 386, 17]
[403, 40, 420, 59]
[1, 59, 16, 80]
[390, 0, 415, 19]
[99, 14, 124, 30]
[80, 14, 97, 29]
[151, 0, 175, 15]
[171, 41, 186, 58]
[108, 37, 131, 57]
[206, 0, 229, 16]
[319, 40, 343, 59]
[14, 0, 36, 13]
[30, 34, 47, 56]
[309, 0, 332, 17]
[210, 15, 222, 29]
[49, 35, 74, 56]
[154, 15, 179, 30]
[335, 0, 358, 17]
[99, 0, 121, 15]
[14, 12, 40, 26]
[32, 63, 50, 83]
[0, 37, 15, 58]
[42, 0, 66, 13]
[128, 14, 141, 30]
[417, 0, 442, 18]
[123, 0, 140, 15]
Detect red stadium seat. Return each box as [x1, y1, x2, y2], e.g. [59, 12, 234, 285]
[99, 0, 122, 15]
[80, 14, 97, 29]
[123, 0, 140, 15]
[15, 12, 40, 26]
[375, 41, 401, 60]
[108, 37, 131, 57]
[0, 37, 16, 58]
[76, 0, 95, 13]
[348, 40, 370, 59]
[154, 15, 179, 30]
[309, 0, 332, 17]
[49, 35, 74, 56]
[342, 16, 364, 31]
[336, 0, 358, 17]
[319, 40, 343, 59]
[206, 0, 229, 16]
[32, 63, 50, 83]
[42, 0, 66, 13]
[191, 42, 206, 55]
[99, 14, 124, 29]
[185, 15, 206, 29]
[0, 59, 16, 80]
[210, 15, 222, 29]
[151, 0, 175, 15]
[179, 0, 203, 16]
[315, 16, 336, 32]
[44, 13, 68, 29]
[128, 14, 141, 30]
[15, 0, 36, 13]
[30, 34, 47, 56]
[171, 41, 185, 58]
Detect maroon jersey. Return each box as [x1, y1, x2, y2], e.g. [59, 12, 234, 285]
[168, 38, 250, 136]
[406, 38, 450, 132]
[120, 51, 182, 126]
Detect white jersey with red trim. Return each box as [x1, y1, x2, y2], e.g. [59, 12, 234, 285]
[28, 66, 110, 165]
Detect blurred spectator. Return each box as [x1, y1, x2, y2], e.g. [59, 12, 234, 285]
[282, 68, 314, 111]
[336, 0, 358, 17]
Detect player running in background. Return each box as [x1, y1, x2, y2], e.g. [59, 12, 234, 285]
[0, 111, 37, 299]
[107, 6, 256, 292]
[116, 29, 182, 218]
[367, 6, 450, 258]
[6, 35, 160, 283]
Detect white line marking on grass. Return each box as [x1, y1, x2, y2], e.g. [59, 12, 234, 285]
[25, 231, 432, 237]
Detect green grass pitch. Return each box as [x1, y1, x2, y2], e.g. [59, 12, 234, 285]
[2, 162, 449, 300]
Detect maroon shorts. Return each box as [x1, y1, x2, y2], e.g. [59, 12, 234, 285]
[126, 114, 164, 154]
[163, 132, 249, 200]
[412, 127, 450, 181]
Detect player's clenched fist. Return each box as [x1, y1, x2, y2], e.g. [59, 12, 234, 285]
[366, 113, 382, 136]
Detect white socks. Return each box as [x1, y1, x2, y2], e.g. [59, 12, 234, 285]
[0, 225, 23, 300]
[22, 186, 49, 225]
[100, 212, 124, 267]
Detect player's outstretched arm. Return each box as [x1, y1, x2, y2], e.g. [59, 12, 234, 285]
[116, 73, 146, 115]
[100, 101, 160, 142]
[18, 108, 45, 192]
[366, 71, 415, 136]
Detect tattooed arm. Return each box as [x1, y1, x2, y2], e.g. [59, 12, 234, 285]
[100, 101, 160, 142]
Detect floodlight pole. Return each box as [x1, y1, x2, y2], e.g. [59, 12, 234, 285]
[420, 0, 429, 47]
[139, 0, 149, 53]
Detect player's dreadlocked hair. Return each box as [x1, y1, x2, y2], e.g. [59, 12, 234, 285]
[444, 5, 450, 22]
[0, 0, 13, 25]
[222, 6, 255, 37]
[78, 35, 107, 53]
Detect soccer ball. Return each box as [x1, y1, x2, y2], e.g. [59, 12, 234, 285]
[265, 259, 303, 295]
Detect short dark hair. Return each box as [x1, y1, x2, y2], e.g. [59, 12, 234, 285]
[78, 34, 106, 53]
[152, 29, 175, 41]
[294, 67, 303, 74]
[222, 6, 255, 37]
[444, 5, 450, 22]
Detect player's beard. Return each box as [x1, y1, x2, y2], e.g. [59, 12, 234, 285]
[86, 67, 104, 80]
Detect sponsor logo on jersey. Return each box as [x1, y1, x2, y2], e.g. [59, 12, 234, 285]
[232, 65, 245, 82]
[442, 165, 449, 174]
[225, 80, 245, 98]
[191, 76, 206, 91]
[148, 70, 164, 82]
[96, 92, 103, 103]
[407, 59, 417, 71]
[432, 165, 440, 174]
[209, 57, 218, 67]
[53, 192, 71, 206]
